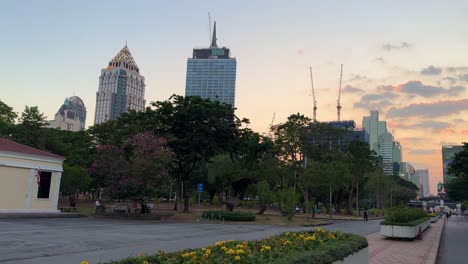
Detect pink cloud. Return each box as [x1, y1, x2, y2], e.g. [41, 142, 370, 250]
[462, 130, 468, 135]
[437, 128, 456, 134]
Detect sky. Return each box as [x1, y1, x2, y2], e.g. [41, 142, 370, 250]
[1, 0, 468, 194]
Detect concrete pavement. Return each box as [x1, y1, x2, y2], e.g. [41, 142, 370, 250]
[0, 218, 380, 264]
[367, 218, 445, 264]
[438, 214, 468, 264]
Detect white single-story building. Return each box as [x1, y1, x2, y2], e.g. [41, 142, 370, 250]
[0, 138, 65, 213]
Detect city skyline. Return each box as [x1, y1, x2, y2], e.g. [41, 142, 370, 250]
[1, 1, 468, 193]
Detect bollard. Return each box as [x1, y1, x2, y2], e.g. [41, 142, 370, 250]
[417, 226, 422, 240]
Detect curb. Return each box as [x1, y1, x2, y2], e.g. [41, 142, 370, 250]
[424, 218, 445, 264]
[0, 213, 87, 219]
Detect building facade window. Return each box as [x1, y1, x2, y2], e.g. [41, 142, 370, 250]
[37, 171, 52, 199]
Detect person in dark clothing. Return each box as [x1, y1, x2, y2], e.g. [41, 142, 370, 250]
[363, 209, 369, 222]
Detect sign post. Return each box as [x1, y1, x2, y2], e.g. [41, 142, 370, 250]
[197, 183, 203, 221]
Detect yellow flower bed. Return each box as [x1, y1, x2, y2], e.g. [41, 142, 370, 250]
[98, 228, 367, 264]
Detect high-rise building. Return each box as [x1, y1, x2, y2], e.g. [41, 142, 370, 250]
[94, 45, 146, 125]
[379, 132, 394, 175]
[48, 96, 87, 131]
[362, 110, 387, 153]
[309, 120, 369, 151]
[442, 145, 464, 184]
[185, 22, 237, 106]
[392, 141, 402, 176]
[363, 110, 396, 175]
[415, 169, 430, 197]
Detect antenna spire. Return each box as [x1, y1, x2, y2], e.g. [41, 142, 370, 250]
[310, 67, 317, 122]
[211, 21, 218, 47]
[337, 64, 343, 121]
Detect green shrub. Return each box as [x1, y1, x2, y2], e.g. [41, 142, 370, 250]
[202, 210, 256, 221]
[212, 196, 221, 206]
[98, 229, 368, 264]
[381, 207, 428, 226]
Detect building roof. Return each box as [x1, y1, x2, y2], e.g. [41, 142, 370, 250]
[109, 44, 139, 70]
[0, 138, 65, 160]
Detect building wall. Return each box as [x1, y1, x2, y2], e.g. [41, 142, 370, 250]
[185, 58, 237, 106]
[0, 153, 63, 213]
[415, 169, 430, 197]
[379, 132, 394, 175]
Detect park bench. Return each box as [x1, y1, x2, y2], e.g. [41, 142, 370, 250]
[113, 203, 131, 213]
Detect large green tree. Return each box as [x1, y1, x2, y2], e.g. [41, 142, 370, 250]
[151, 95, 244, 212]
[61, 164, 92, 207]
[447, 143, 468, 201]
[0, 100, 17, 137]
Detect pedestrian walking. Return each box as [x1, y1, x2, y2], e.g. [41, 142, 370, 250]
[363, 209, 369, 222]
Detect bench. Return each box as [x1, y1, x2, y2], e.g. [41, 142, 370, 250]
[113, 203, 131, 213]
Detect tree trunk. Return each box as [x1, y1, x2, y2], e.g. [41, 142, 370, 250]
[355, 176, 360, 215]
[347, 192, 353, 215]
[218, 192, 235, 211]
[139, 199, 150, 214]
[183, 191, 190, 213]
[302, 190, 309, 213]
[311, 197, 316, 218]
[257, 203, 268, 215]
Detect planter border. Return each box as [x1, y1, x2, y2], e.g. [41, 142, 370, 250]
[381, 218, 431, 239]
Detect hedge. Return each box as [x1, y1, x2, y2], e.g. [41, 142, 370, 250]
[381, 217, 430, 226]
[202, 210, 256, 221]
[98, 228, 368, 264]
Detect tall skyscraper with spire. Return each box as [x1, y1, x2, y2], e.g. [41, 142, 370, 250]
[94, 44, 146, 125]
[185, 22, 237, 106]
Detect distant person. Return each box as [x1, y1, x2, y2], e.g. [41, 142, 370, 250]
[363, 209, 369, 222]
[464, 210, 467, 219]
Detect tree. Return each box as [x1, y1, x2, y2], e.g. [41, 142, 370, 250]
[90, 132, 173, 213]
[447, 143, 468, 201]
[14, 106, 48, 148]
[61, 165, 92, 207]
[18, 106, 47, 127]
[348, 140, 375, 214]
[0, 100, 17, 137]
[151, 95, 243, 212]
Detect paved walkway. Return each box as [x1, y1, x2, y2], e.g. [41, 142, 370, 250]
[438, 214, 468, 264]
[0, 218, 380, 264]
[367, 219, 444, 264]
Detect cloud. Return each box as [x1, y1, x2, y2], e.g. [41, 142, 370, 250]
[408, 149, 437, 155]
[348, 75, 368, 82]
[446, 66, 468, 73]
[342, 85, 365, 94]
[399, 137, 426, 143]
[438, 128, 456, 134]
[387, 99, 468, 118]
[354, 92, 399, 109]
[459, 74, 468, 82]
[416, 121, 451, 130]
[462, 130, 468, 135]
[373, 57, 385, 63]
[421, 65, 442, 75]
[382, 42, 411, 51]
[397, 81, 465, 97]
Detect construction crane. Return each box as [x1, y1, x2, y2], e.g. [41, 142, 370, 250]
[337, 64, 343, 121]
[270, 112, 276, 128]
[309, 67, 317, 122]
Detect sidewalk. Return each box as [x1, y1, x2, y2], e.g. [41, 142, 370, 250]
[367, 218, 445, 264]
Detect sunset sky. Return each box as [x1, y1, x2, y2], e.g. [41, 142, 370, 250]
[1, 1, 467, 193]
